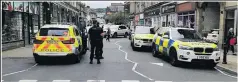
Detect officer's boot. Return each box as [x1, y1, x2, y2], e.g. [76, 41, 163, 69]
[90, 59, 93, 64]
[97, 59, 101, 64]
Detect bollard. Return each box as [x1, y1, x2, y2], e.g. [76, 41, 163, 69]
[222, 43, 228, 64]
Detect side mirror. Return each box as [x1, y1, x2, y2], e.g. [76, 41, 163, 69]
[163, 35, 169, 39]
[118, 28, 121, 30]
[158, 33, 162, 36]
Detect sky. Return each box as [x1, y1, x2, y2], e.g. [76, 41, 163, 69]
[82, 1, 124, 8]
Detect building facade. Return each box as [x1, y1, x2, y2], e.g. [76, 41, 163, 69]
[2, 2, 86, 51]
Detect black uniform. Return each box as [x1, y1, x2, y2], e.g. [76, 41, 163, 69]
[88, 25, 103, 64]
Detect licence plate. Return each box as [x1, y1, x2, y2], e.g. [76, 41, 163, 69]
[47, 40, 58, 44]
[197, 56, 210, 59]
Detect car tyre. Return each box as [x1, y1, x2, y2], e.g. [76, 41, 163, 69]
[169, 48, 180, 67]
[124, 32, 128, 38]
[152, 44, 159, 57]
[206, 63, 217, 68]
[113, 33, 117, 38]
[131, 42, 138, 51]
[72, 54, 81, 64]
[33, 54, 44, 64]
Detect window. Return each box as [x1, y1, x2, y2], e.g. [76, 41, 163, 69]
[135, 27, 151, 34]
[119, 26, 126, 29]
[171, 29, 202, 40]
[2, 11, 23, 42]
[163, 31, 170, 38]
[157, 28, 169, 36]
[39, 28, 69, 36]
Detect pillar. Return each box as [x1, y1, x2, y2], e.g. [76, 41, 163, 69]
[218, 2, 226, 49]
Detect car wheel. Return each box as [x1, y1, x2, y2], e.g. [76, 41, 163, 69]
[33, 54, 43, 64]
[169, 48, 180, 66]
[113, 33, 117, 38]
[131, 42, 137, 51]
[34, 55, 40, 64]
[206, 63, 217, 68]
[124, 32, 128, 38]
[152, 44, 158, 57]
[72, 54, 81, 63]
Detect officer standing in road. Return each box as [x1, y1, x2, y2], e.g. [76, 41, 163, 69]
[88, 20, 104, 64]
[95, 22, 104, 59]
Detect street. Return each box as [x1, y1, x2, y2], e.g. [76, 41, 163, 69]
[2, 38, 237, 82]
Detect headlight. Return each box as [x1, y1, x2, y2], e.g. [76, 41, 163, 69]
[214, 46, 219, 51]
[179, 45, 193, 50]
[135, 37, 141, 40]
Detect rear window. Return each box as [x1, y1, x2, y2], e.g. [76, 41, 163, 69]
[39, 28, 69, 36]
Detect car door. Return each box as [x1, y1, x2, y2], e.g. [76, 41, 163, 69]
[155, 28, 169, 53]
[74, 27, 82, 47]
[161, 31, 170, 55]
[118, 26, 126, 35]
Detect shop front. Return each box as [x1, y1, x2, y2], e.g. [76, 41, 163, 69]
[176, 2, 196, 29]
[161, 2, 177, 27]
[144, 6, 160, 27]
[2, 2, 40, 50]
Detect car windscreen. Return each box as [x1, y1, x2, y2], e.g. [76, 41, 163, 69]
[171, 29, 202, 40]
[135, 27, 151, 34]
[39, 28, 69, 36]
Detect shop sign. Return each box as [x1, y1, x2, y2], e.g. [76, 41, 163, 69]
[139, 19, 144, 25]
[14, 2, 23, 12]
[145, 9, 160, 17]
[135, 15, 139, 22]
[140, 14, 144, 19]
[177, 2, 195, 13]
[162, 4, 176, 14]
[2, 2, 14, 11]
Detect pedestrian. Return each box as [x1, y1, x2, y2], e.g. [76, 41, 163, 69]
[106, 27, 111, 42]
[88, 20, 104, 64]
[223, 28, 236, 64]
[227, 28, 235, 55]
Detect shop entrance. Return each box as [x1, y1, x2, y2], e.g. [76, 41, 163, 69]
[201, 2, 220, 35]
[224, 10, 236, 41]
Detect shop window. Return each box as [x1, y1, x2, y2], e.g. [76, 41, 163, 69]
[226, 10, 235, 19]
[2, 11, 23, 42]
[162, 22, 166, 27]
[178, 13, 182, 15]
[189, 11, 195, 14]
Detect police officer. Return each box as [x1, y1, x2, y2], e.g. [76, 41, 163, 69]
[88, 20, 104, 64]
[94, 22, 104, 59]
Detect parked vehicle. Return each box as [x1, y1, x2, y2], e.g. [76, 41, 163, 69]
[206, 29, 219, 44]
[152, 27, 220, 67]
[109, 25, 130, 38]
[131, 26, 155, 50]
[33, 24, 85, 64]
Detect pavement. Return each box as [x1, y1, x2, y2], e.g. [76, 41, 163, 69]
[2, 38, 238, 82]
[217, 49, 237, 76]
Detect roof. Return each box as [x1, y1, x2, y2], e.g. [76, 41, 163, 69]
[41, 24, 76, 29]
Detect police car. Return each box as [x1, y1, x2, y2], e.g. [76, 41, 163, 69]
[152, 27, 220, 67]
[33, 24, 84, 64]
[131, 26, 155, 51]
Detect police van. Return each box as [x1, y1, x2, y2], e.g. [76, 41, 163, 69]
[152, 27, 220, 67]
[33, 24, 85, 64]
